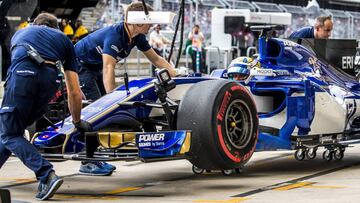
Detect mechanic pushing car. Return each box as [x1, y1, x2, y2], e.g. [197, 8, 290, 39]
[289, 15, 333, 39]
[0, 13, 91, 201]
[74, 2, 178, 176]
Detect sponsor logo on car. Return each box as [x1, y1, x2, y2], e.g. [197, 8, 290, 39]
[138, 133, 165, 142]
[342, 56, 360, 70]
[250, 68, 274, 76]
[283, 40, 298, 47]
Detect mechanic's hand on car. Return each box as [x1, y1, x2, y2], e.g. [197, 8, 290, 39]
[73, 119, 93, 132]
[168, 68, 178, 77]
[175, 67, 189, 76]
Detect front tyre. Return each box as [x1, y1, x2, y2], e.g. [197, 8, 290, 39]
[177, 80, 258, 170]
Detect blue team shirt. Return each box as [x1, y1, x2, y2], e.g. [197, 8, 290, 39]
[11, 25, 78, 72]
[289, 26, 314, 39]
[75, 22, 151, 66]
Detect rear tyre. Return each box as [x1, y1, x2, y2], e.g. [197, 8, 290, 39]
[177, 80, 258, 170]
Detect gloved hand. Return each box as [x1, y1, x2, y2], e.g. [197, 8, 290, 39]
[175, 67, 189, 76]
[72, 119, 93, 132]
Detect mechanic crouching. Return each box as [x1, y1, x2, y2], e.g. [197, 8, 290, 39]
[0, 13, 91, 201]
[74, 2, 178, 176]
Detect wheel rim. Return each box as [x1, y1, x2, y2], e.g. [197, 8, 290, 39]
[224, 99, 253, 149]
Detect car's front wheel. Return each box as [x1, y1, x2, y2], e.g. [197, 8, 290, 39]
[177, 79, 258, 170]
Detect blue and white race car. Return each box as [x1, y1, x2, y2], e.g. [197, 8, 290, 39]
[32, 26, 360, 175]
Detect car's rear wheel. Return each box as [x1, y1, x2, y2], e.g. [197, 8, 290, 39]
[177, 80, 258, 170]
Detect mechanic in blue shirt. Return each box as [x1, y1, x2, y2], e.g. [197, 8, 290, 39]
[74, 2, 177, 176]
[289, 15, 333, 39]
[0, 13, 91, 201]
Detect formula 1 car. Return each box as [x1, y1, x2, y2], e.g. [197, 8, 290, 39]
[32, 68, 259, 174]
[32, 25, 360, 175]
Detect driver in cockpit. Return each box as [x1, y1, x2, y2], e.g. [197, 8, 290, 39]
[227, 57, 259, 81]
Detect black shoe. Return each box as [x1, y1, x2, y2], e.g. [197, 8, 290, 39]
[35, 171, 63, 201]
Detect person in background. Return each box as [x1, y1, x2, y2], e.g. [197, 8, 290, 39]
[60, 18, 74, 39]
[289, 15, 333, 39]
[0, 13, 91, 201]
[149, 24, 171, 76]
[72, 19, 89, 43]
[188, 24, 205, 73]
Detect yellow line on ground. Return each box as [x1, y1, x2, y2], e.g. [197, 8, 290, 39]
[55, 194, 121, 200]
[55, 187, 142, 200]
[105, 187, 142, 194]
[286, 155, 294, 159]
[193, 197, 249, 202]
[0, 177, 35, 184]
[304, 185, 346, 189]
[274, 182, 314, 191]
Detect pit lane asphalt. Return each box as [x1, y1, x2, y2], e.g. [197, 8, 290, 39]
[1, 146, 360, 203]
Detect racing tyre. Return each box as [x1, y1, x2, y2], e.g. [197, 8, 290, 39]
[177, 80, 258, 170]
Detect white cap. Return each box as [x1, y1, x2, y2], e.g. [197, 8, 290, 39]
[126, 11, 176, 24]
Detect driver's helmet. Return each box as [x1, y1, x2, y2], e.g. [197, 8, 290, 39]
[227, 57, 254, 81]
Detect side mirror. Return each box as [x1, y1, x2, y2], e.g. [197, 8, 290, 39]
[156, 68, 176, 92]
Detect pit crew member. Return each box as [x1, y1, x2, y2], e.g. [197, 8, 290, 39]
[0, 13, 91, 201]
[289, 15, 333, 39]
[74, 2, 178, 176]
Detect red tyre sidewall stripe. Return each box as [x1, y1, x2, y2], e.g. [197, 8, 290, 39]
[217, 125, 241, 162]
[216, 85, 257, 163]
[230, 85, 257, 112]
